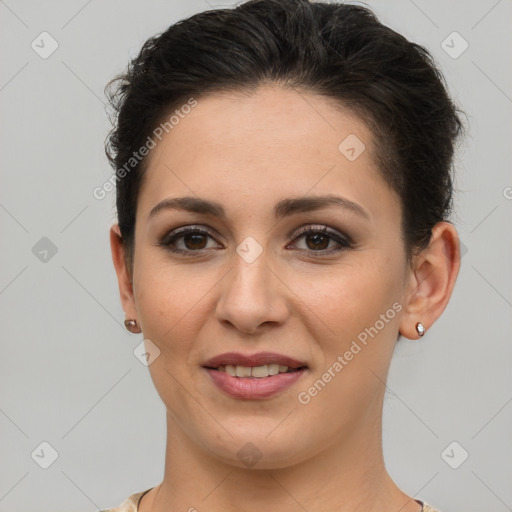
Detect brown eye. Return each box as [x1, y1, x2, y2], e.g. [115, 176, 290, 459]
[289, 226, 353, 255]
[305, 232, 330, 251]
[183, 232, 208, 250]
[159, 226, 221, 255]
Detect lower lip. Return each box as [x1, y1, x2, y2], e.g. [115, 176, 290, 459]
[204, 368, 307, 400]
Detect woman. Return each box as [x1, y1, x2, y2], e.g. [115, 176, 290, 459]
[103, 0, 462, 510]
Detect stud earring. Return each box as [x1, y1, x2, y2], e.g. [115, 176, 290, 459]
[415, 322, 425, 337]
[124, 318, 141, 333]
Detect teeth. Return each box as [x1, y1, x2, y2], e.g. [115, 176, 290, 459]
[268, 363, 280, 375]
[217, 364, 293, 377]
[251, 364, 269, 378]
[235, 365, 252, 377]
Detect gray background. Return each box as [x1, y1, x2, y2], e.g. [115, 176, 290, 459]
[1, 1, 511, 511]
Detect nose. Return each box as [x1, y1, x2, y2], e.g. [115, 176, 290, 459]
[215, 254, 290, 335]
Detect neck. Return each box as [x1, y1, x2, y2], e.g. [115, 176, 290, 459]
[141, 408, 421, 512]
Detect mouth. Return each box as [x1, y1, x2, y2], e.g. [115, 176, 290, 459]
[205, 363, 305, 378]
[202, 351, 308, 376]
[202, 352, 308, 399]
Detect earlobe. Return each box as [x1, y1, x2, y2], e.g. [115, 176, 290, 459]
[110, 224, 137, 318]
[399, 222, 461, 340]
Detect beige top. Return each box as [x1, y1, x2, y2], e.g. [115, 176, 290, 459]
[99, 488, 442, 512]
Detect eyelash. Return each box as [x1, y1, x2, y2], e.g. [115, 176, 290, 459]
[158, 224, 353, 257]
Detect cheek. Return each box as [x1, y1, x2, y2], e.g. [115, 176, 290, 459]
[297, 255, 403, 339]
[291, 260, 403, 424]
[133, 257, 220, 414]
[133, 255, 222, 351]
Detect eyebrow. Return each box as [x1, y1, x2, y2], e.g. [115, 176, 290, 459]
[148, 194, 370, 221]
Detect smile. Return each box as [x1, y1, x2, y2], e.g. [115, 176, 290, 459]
[202, 352, 308, 399]
[211, 364, 300, 378]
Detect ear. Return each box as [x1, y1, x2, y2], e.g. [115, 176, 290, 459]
[110, 224, 137, 321]
[399, 221, 461, 340]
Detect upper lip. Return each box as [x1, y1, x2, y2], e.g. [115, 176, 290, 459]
[203, 352, 308, 369]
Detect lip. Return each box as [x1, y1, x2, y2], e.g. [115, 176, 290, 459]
[204, 367, 307, 400]
[202, 351, 307, 369]
[202, 352, 308, 400]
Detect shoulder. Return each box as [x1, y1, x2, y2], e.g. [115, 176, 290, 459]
[422, 503, 442, 512]
[98, 488, 153, 512]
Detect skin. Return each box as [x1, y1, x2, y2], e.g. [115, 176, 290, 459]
[110, 85, 460, 512]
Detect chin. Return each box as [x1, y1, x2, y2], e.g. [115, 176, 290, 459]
[201, 427, 315, 470]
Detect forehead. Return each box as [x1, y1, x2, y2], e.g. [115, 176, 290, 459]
[136, 85, 399, 223]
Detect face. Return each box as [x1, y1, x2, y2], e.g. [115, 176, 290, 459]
[122, 85, 412, 468]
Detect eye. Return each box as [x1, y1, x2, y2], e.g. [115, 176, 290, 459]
[288, 225, 353, 255]
[159, 226, 221, 255]
[158, 224, 353, 257]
